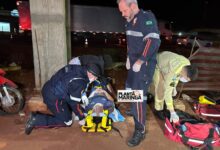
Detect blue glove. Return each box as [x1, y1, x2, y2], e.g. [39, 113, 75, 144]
[170, 111, 179, 123]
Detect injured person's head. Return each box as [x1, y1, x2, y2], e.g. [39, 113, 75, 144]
[92, 103, 104, 116]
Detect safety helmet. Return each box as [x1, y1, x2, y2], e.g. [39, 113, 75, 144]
[86, 63, 102, 77]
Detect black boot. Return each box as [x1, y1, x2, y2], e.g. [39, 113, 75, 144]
[25, 113, 37, 135]
[127, 129, 146, 147]
[154, 110, 165, 120]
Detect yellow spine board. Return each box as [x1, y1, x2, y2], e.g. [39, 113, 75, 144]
[81, 110, 112, 132]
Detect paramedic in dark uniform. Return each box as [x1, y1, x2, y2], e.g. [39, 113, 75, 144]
[69, 54, 113, 75]
[69, 54, 116, 99]
[117, 0, 160, 147]
[25, 63, 102, 135]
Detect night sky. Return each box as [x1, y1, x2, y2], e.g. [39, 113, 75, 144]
[1, 0, 219, 30]
[71, 0, 220, 30]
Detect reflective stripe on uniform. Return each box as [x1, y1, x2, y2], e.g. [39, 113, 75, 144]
[69, 77, 85, 83]
[126, 30, 143, 37]
[70, 95, 81, 102]
[139, 102, 143, 124]
[136, 102, 140, 122]
[142, 38, 152, 57]
[143, 33, 160, 40]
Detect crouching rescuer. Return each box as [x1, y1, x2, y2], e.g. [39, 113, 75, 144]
[25, 63, 101, 135]
[153, 51, 198, 122]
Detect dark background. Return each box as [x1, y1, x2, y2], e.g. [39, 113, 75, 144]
[1, 0, 219, 30]
[71, 0, 220, 30]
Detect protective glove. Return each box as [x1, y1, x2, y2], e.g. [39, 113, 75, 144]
[172, 88, 177, 97]
[81, 93, 89, 106]
[132, 59, 144, 72]
[170, 111, 179, 123]
[126, 57, 130, 70]
[78, 119, 85, 126]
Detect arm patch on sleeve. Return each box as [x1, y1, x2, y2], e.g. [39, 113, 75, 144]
[146, 20, 153, 25]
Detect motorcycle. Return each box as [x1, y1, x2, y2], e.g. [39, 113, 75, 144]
[0, 68, 24, 115]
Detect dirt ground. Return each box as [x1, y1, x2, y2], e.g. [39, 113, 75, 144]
[0, 104, 188, 150]
[1, 69, 220, 150]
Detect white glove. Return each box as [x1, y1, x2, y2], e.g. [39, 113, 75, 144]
[170, 111, 179, 123]
[126, 57, 130, 70]
[81, 94, 89, 106]
[78, 119, 85, 126]
[172, 88, 177, 97]
[132, 60, 143, 72]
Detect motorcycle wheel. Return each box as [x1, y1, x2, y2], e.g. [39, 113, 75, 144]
[0, 86, 24, 115]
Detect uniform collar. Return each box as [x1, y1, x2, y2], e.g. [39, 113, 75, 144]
[132, 9, 142, 21]
[82, 66, 90, 82]
[127, 9, 141, 25]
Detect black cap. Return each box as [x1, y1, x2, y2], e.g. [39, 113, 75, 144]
[86, 63, 102, 77]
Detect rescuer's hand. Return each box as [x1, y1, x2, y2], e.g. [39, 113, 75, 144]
[126, 57, 130, 70]
[132, 59, 144, 72]
[170, 111, 179, 123]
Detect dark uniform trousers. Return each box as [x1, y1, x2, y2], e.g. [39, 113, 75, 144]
[33, 83, 76, 127]
[126, 40, 159, 131]
[31, 65, 88, 128]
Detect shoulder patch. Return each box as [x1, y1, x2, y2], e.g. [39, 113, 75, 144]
[146, 20, 153, 25]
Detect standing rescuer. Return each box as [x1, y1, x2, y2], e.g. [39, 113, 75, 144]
[117, 0, 161, 147]
[153, 51, 198, 122]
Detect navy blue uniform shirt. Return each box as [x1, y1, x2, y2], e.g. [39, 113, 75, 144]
[49, 65, 89, 103]
[125, 9, 160, 64]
